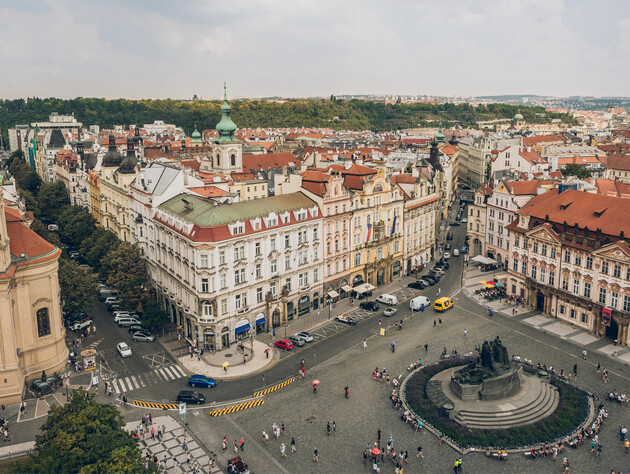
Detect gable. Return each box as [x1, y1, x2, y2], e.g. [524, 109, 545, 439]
[592, 240, 630, 262]
[525, 223, 562, 244]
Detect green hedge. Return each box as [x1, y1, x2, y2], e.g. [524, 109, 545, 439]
[404, 360, 589, 449]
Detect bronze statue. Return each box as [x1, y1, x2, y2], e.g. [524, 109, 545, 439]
[455, 337, 511, 384]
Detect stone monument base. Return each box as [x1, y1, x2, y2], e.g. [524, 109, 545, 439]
[450, 366, 522, 401]
[427, 366, 558, 429]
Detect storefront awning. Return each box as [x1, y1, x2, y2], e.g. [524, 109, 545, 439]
[255, 313, 266, 325]
[354, 283, 376, 294]
[235, 319, 251, 334]
[341, 285, 352, 293]
[327, 290, 339, 298]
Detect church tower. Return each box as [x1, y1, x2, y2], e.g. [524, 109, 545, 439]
[213, 84, 242, 174]
[0, 183, 12, 273]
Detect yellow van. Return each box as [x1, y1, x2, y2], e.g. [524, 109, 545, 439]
[434, 297, 453, 312]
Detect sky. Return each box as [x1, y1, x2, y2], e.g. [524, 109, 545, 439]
[0, 0, 628, 99]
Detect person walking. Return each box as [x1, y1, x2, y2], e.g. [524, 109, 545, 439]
[222, 436, 227, 451]
[417, 444, 423, 458]
[327, 421, 331, 436]
[596, 362, 601, 374]
[582, 349, 587, 359]
[333, 421, 336, 435]
[363, 339, 367, 349]
[313, 447, 318, 462]
[262, 430, 268, 445]
[291, 437, 296, 453]
[377, 428, 382, 444]
[239, 437, 245, 451]
[391, 341, 396, 353]
[280, 443, 287, 457]
[463, 329, 467, 337]
[425, 343, 428, 351]
[439, 318, 442, 327]
[573, 363, 578, 377]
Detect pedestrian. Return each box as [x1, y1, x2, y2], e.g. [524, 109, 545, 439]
[233, 440, 238, 453]
[363, 450, 368, 465]
[173, 458, 178, 469]
[404, 450, 409, 463]
[327, 421, 331, 436]
[434, 320, 436, 327]
[439, 318, 442, 327]
[417, 444, 423, 458]
[597, 362, 601, 373]
[364, 339, 367, 349]
[20, 401, 26, 415]
[377, 428, 382, 443]
[596, 442, 602, 456]
[553, 445, 558, 461]
[243, 354, 246, 365]
[573, 363, 578, 377]
[240, 437, 245, 451]
[281, 422, 285, 435]
[582, 349, 587, 359]
[622, 425, 628, 441]
[262, 430, 268, 445]
[625, 439, 629, 454]
[162, 455, 167, 468]
[373, 461, 379, 474]
[313, 447, 318, 462]
[281, 443, 286, 457]
[463, 329, 467, 337]
[291, 437, 296, 452]
[425, 343, 428, 351]
[187, 452, 191, 464]
[333, 421, 336, 435]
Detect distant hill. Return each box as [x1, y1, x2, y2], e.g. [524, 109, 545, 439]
[0, 97, 576, 147]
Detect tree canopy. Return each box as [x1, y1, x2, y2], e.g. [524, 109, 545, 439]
[102, 243, 147, 292]
[58, 259, 97, 320]
[37, 181, 70, 224]
[57, 205, 96, 249]
[14, 389, 148, 473]
[561, 163, 592, 179]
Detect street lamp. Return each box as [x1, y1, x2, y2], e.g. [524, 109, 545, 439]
[328, 300, 332, 320]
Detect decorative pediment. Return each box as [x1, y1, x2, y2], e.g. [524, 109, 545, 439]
[592, 241, 630, 262]
[526, 223, 561, 243]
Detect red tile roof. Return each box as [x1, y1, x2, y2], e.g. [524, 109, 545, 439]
[439, 144, 458, 156]
[514, 189, 630, 238]
[522, 135, 567, 147]
[4, 208, 57, 260]
[505, 180, 552, 195]
[519, 149, 547, 164]
[602, 154, 630, 171]
[242, 153, 298, 172]
[188, 186, 228, 198]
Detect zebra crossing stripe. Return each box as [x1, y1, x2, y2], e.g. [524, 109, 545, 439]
[111, 378, 121, 394]
[157, 368, 168, 380]
[130, 376, 140, 389]
[208, 399, 265, 417]
[171, 365, 186, 377]
[253, 377, 295, 397]
[118, 378, 127, 393]
[162, 366, 177, 380]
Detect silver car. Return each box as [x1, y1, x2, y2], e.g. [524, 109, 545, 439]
[132, 331, 155, 343]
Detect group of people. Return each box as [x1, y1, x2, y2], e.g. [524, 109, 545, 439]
[260, 421, 297, 458]
[528, 443, 563, 460]
[607, 389, 628, 404]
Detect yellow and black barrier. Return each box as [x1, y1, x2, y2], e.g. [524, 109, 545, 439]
[253, 377, 295, 397]
[209, 398, 264, 417]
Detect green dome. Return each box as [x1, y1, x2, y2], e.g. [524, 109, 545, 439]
[514, 113, 524, 121]
[215, 83, 238, 143]
[191, 128, 201, 139]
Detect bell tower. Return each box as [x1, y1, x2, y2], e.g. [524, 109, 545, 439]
[213, 83, 242, 174]
[0, 182, 12, 273]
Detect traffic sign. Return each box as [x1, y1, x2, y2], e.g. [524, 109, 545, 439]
[179, 402, 187, 416]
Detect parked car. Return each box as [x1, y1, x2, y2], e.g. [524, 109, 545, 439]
[274, 339, 294, 351]
[118, 317, 141, 328]
[113, 311, 132, 320]
[445, 244, 452, 250]
[69, 319, 93, 332]
[462, 218, 468, 223]
[446, 232, 453, 240]
[105, 297, 120, 306]
[69, 251, 79, 259]
[128, 324, 149, 334]
[108, 303, 123, 313]
[359, 301, 379, 312]
[176, 390, 206, 404]
[407, 281, 426, 290]
[460, 246, 469, 254]
[376, 294, 398, 306]
[383, 308, 398, 317]
[294, 332, 314, 342]
[117, 342, 132, 358]
[287, 336, 305, 347]
[443, 252, 451, 260]
[335, 314, 357, 325]
[453, 249, 460, 257]
[421, 278, 436, 286]
[451, 221, 460, 226]
[187, 375, 217, 388]
[132, 331, 155, 343]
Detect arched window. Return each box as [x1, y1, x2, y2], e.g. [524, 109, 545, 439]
[37, 308, 51, 337]
[216, 153, 221, 168]
[230, 154, 236, 167]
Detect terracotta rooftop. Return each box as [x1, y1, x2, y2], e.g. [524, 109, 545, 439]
[515, 189, 630, 238]
[522, 135, 567, 146]
[4, 208, 58, 261]
[242, 153, 298, 172]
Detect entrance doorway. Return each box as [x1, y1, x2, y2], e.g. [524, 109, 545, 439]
[377, 269, 384, 286]
[221, 328, 230, 349]
[605, 318, 618, 341]
[272, 309, 281, 328]
[536, 292, 545, 312]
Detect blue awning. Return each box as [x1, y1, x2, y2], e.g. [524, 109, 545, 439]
[235, 323, 251, 335]
[255, 313, 266, 325]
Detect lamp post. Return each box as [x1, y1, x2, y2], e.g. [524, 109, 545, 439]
[328, 300, 332, 320]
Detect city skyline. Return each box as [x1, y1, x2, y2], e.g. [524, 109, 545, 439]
[1, 0, 629, 100]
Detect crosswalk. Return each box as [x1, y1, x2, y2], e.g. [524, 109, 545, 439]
[109, 365, 187, 394]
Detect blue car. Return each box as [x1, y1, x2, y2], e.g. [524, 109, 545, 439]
[460, 246, 469, 254]
[187, 375, 217, 388]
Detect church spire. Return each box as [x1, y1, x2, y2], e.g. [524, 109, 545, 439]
[215, 83, 238, 143]
[436, 119, 445, 145]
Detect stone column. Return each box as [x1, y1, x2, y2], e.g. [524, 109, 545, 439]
[265, 291, 273, 333]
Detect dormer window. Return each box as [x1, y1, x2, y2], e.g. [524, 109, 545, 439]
[232, 222, 245, 235]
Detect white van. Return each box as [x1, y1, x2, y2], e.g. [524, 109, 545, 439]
[410, 295, 431, 311]
[376, 294, 398, 306]
[117, 317, 141, 327]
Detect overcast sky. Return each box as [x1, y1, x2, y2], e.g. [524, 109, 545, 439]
[1, 0, 628, 99]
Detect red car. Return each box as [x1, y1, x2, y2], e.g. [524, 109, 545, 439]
[274, 339, 294, 351]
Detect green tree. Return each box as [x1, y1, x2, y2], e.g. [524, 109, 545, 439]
[37, 181, 70, 223]
[140, 296, 169, 329]
[59, 259, 97, 320]
[80, 227, 120, 271]
[13, 389, 148, 473]
[57, 205, 96, 249]
[18, 189, 41, 219]
[102, 243, 147, 292]
[30, 219, 62, 248]
[121, 275, 151, 314]
[561, 163, 591, 179]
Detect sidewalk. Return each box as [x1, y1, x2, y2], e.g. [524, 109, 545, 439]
[462, 264, 630, 364]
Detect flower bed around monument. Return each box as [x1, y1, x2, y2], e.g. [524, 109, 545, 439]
[403, 359, 590, 449]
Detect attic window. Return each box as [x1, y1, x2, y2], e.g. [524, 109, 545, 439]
[232, 223, 245, 235]
[560, 201, 573, 210]
[594, 208, 607, 218]
[296, 210, 307, 221]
